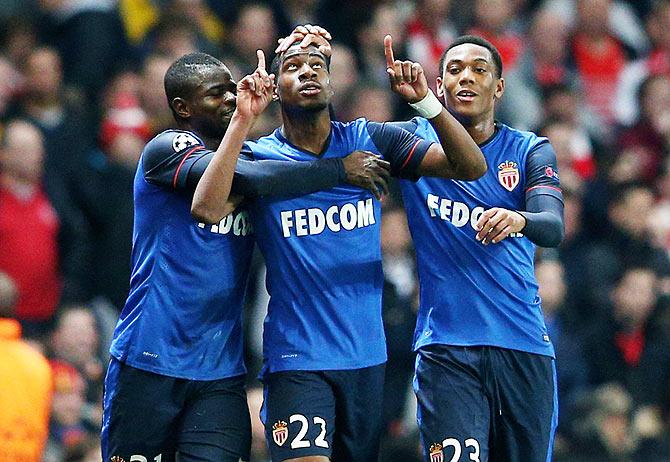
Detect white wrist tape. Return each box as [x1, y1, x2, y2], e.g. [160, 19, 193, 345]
[409, 90, 443, 119]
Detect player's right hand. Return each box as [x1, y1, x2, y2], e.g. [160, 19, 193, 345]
[342, 150, 391, 200]
[236, 50, 275, 119]
[384, 35, 428, 103]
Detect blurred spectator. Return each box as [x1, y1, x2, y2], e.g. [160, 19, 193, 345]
[45, 360, 89, 462]
[37, 0, 130, 102]
[405, 0, 457, 85]
[339, 84, 394, 123]
[537, 258, 590, 446]
[49, 305, 104, 406]
[580, 183, 670, 313]
[498, 8, 575, 129]
[468, 0, 524, 70]
[571, 0, 630, 129]
[614, 0, 670, 126]
[0, 119, 62, 335]
[142, 13, 201, 59]
[0, 56, 23, 119]
[74, 92, 150, 309]
[222, 3, 278, 76]
[582, 266, 670, 405]
[615, 74, 670, 185]
[0, 270, 52, 462]
[652, 159, 670, 252]
[140, 52, 175, 135]
[358, 2, 408, 87]
[328, 43, 361, 120]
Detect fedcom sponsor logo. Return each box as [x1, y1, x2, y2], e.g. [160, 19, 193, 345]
[197, 210, 253, 236]
[426, 194, 523, 237]
[280, 199, 376, 237]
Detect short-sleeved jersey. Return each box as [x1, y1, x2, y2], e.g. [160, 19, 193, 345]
[109, 130, 254, 380]
[248, 118, 432, 374]
[398, 118, 562, 358]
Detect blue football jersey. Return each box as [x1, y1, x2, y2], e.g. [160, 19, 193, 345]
[109, 130, 254, 380]
[248, 118, 432, 374]
[399, 118, 562, 358]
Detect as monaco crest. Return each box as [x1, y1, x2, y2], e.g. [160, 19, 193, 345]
[498, 160, 519, 191]
[272, 420, 289, 446]
[429, 443, 444, 462]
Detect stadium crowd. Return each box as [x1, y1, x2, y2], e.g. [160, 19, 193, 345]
[0, 0, 669, 460]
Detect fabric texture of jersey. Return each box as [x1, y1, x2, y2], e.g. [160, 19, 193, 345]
[109, 129, 254, 380]
[249, 118, 431, 374]
[399, 118, 561, 357]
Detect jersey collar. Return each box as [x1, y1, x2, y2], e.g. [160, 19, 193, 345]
[274, 126, 333, 158]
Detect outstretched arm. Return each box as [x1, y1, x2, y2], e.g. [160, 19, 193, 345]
[384, 35, 486, 180]
[191, 50, 274, 223]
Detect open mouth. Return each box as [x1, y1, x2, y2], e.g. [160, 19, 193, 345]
[455, 89, 477, 102]
[299, 82, 321, 96]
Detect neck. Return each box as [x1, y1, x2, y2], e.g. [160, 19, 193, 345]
[461, 114, 497, 145]
[176, 122, 221, 151]
[280, 106, 331, 154]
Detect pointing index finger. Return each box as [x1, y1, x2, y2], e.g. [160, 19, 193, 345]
[384, 35, 395, 69]
[256, 49, 266, 71]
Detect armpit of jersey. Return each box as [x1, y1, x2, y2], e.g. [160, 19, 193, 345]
[525, 141, 563, 202]
[366, 120, 432, 180]
[142, 130, 210, 191]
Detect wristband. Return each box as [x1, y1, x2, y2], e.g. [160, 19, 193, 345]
[409, 90, 443, 119]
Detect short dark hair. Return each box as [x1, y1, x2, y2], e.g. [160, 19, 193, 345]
[439, 35, 503, 78]
[164, 52, 226, 119]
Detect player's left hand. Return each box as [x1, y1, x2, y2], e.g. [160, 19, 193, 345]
[384, 35, 428, 104]
[475, 207, 526, 245]
[236, 50, 275, 119]
[275, 24, 332, 57]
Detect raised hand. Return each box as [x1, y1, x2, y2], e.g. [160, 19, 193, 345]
[275, 24, 332, 57]
[236, 50, 275, 119]
[384, 35, 428, 103]
[341, 151, 391, 200]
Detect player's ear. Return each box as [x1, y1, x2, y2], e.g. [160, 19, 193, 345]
[172, 97, 191, 119]
[436, 76, 444, 98]
[494, 77, 505, 100]
[272, 83, 279, 102]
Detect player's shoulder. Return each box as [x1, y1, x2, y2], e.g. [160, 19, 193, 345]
[144, 129, 205, 158]
[497, 123, 548, 152]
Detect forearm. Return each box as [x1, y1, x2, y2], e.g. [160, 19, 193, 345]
[231, 157, 345, 197]
[427, 108, 487, 180]
[518, 195, 565, 247]
[191, 113, 254, 223]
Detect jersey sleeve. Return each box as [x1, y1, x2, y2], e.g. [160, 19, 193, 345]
[524, 141, 563, 203]
[366, 121, 433, 181]
[142, 131, 211, 192]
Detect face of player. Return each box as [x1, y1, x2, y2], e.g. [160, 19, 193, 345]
[436, 43, 504, 124]
[188, 64, 237, 140]
[276, 44, 332, 112]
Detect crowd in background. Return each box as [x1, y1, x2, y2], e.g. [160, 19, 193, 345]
[0, 0, 670, 460]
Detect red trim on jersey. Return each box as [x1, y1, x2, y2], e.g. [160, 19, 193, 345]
[525, 185, 562, 193]
[401, 140, 422, 170]
[172, 146, 203, 189]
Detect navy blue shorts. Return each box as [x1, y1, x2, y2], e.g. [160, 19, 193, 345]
[262, 364, 385, 461]
[101, 358, 251, 462]
[414, 345, 557, 462]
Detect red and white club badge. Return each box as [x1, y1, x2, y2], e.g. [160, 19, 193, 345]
[497, 160, 520, 192]
[429, 443, 444, 462]
[272, 421, 289, 446]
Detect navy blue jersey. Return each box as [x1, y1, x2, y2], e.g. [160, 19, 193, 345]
[398, 119, 562, 357]
[109, 130, 254, 380]
[248, 118, 432, 374]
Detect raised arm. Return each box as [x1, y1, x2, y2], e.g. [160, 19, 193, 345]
[191, 50, 274, 223]
[384, 35, 486, 180]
